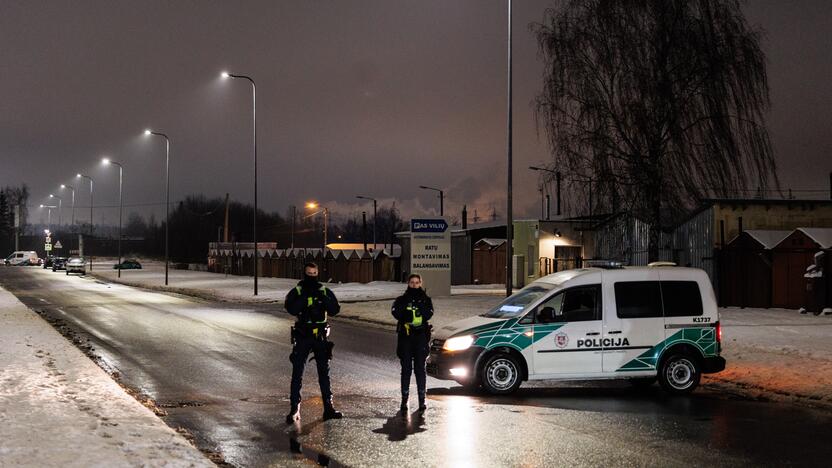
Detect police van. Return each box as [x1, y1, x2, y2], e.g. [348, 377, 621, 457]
[427, 265, 725, 395]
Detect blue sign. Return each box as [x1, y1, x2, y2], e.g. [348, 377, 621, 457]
[411, 218, 448, 233]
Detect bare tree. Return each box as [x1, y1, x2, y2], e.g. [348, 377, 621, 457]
[533, 0, 778, 260]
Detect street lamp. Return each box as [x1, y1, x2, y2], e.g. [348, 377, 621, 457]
[49, 194, 62, 226]
[76, 173, 94, 235]
[356, 195, 377, 250]
[529, 166, 561, 219]
[40, 204, 57, 230]
[144, 128, 172, 286]
[306, 202, 329, 254]
[221, 70, 259, 295]
[102, 157, 124, 278]
[418, 185, 444, 216]
[506, 0, 514, 296]
[60, 184, 76, 227]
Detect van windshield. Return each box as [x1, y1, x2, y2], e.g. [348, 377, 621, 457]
[481, 283, 556, 318]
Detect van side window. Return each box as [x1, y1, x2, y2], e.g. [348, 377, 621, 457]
[535, 285, 601, 323]
[561, 285, 601, 322]
[614, 281, 662, 318]
[660, 281, 703, 317]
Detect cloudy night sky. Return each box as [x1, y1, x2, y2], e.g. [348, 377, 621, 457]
[1, 0, 830, 228]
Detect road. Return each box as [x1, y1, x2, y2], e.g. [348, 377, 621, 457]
[3, 266, 831, 467]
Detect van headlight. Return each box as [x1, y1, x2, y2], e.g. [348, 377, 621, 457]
[443, 335, 475, 352]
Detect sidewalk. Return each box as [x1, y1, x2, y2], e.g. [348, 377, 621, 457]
[0, 285, 213, 467]
[87, 260, 505, 303]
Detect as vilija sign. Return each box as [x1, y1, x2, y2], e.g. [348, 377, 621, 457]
[410, 217, 451, 296]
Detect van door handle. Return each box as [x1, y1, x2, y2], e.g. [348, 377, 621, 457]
[608, 330, 622, 335]
[585, 332, 600, 336]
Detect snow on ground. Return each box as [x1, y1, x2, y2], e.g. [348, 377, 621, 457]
[0, 284, 213, 467]
[87, 259, 505, 303]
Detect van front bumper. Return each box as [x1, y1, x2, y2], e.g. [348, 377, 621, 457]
[702, 356, 726, 374]
[427, 343, 484, 384]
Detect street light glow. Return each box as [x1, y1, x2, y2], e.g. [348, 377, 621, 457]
[306, 201, 318, 209]
[144, 129, 152, 135]
[76, 173, 82, 178]
[39, 204, 44, 208]
[220, 71, 230, 79]
[102, 157, 110, 165]
[49, 194, 54, 198]
[60, 184, 66, 188]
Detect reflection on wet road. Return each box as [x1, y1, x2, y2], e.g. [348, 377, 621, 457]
[2, 267, 831, 467]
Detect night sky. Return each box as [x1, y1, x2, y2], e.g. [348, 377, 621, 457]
[1, 0, 830, 228]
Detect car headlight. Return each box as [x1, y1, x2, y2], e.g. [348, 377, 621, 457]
[443, 335, 475, 352]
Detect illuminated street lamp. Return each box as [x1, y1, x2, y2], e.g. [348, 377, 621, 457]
[221, 70, 260, 295]
[306, 201, 329, 254]
[356, 195, 377, 250]
[60, 184, 76, 226]
[49, 194, 63, 226]
[40, 204, 57, 230]
[144, 128, 172, 286]
[102, 157, 124, 278]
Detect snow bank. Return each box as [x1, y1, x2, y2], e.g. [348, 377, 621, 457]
[0, 285, 213, 467]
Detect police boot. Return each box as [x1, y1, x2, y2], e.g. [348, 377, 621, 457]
[285, 403, 300, 425]
[400, 394, 409, 414]
[323, 399, 343, 420]
[417, 392, 426, 412]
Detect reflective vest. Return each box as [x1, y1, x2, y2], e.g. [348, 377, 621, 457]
[403, 302, 424, 335]
[295, 285, 329, 328]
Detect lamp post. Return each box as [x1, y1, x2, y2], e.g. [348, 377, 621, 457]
[418, 185, 444, 216]
[40, 204, 57, 231]
[60, 184, 76, 227]
[529, 166, 561, 219]
[506, 0, 514, 297]
[102, 158, 124, 278]
[145, 129, 172, 286]
[77, 173, 94, 270]
[305, 202, 329, 254]
[49, 194, 62, 226]
[221, 71, 259, 295]
[356, 195, 377, 250]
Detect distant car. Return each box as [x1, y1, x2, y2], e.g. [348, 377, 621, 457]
[113, 259, 142, 270]
[65, 256, 86, 275]
[43, 256, 65, 269]
[52, 257, 68, 271]
[4, 251, 39, 266]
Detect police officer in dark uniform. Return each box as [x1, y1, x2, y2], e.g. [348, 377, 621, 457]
[392, 273, 434, 412]
[285, 262, 343, 424]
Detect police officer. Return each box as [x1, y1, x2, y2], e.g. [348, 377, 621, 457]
[285, 262, 343, 424]
[392, 273, 434, 412]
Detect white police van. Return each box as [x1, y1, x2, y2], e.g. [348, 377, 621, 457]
[427, 265, 725, 395]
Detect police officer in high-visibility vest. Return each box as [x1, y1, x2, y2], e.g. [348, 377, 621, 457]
[285, 262, 343, 424]
[392, 273, 434, 412]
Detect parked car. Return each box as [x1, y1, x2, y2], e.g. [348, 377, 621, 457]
[4, 251, 40, 266]
[65, 256, 86, 275]
[113, 259, 142, 270]
[52, 257, 68, 271]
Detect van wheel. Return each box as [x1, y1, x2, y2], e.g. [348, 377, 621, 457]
[659, 353, 701, 394]
[480, 353, 522, 395]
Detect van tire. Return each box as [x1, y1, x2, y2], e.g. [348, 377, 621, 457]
[658, 352, 701, 394]
[480, 352, 522, 395]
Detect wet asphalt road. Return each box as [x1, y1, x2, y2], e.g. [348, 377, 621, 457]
[3, 266, 832, 467]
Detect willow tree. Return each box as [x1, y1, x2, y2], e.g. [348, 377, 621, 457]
[533, 0, 778, 260]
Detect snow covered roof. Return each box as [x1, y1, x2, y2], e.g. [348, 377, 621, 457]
[737, 230, 792, 249]
[475, 238, 507, 247]
[797, 228, 832, 249]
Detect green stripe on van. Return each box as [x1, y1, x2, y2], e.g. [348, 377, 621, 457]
[617, 327, 718, 372]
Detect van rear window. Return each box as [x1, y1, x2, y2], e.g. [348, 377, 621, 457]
[660, 281, 703, 317]
[614, 282, 663, 318]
